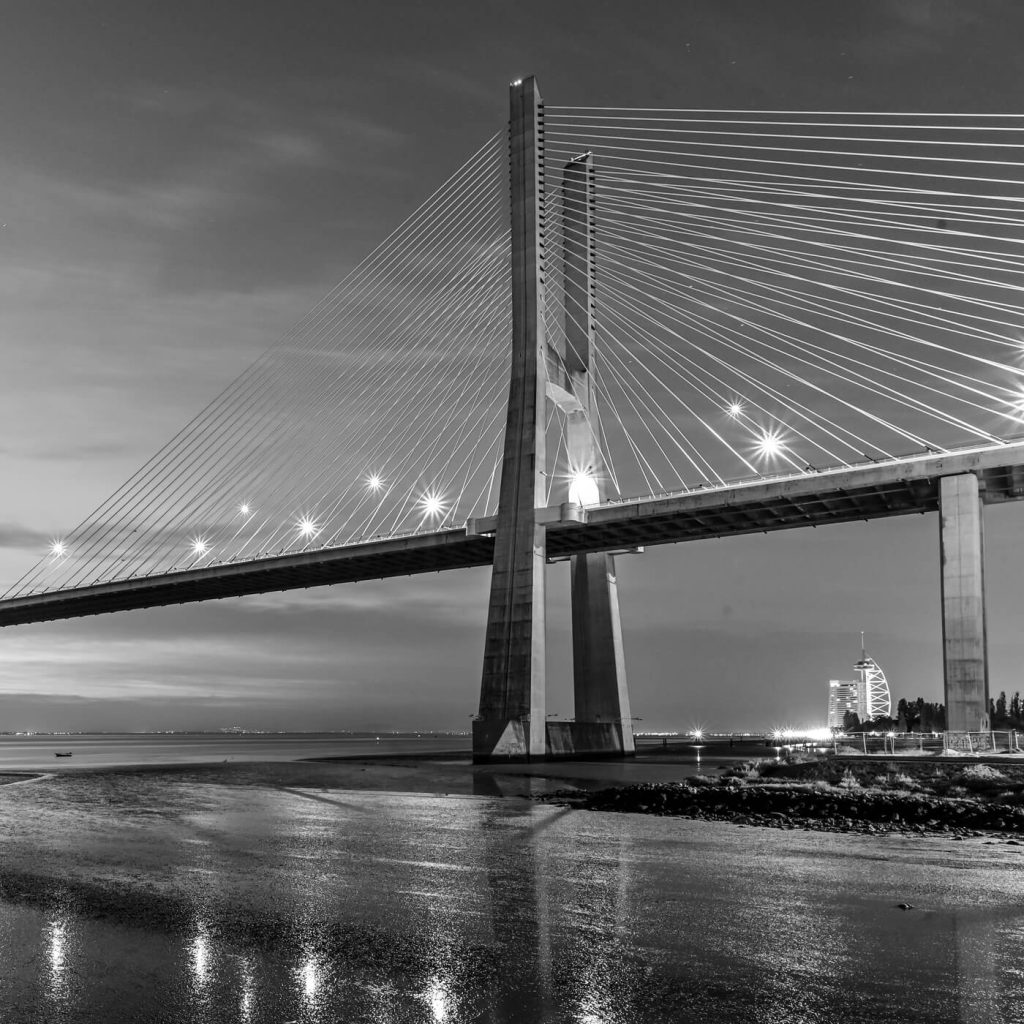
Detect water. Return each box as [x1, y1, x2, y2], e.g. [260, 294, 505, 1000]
[1, 760, 1022, 1022]
[0, 733, 468, 770]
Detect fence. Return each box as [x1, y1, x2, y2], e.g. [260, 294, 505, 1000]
[832, 731, 1022, 755]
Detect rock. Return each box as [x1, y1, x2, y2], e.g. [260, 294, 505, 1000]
[896, 903, 914, 910]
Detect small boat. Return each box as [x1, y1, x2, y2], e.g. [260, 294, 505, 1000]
[54, 751, 73, 758]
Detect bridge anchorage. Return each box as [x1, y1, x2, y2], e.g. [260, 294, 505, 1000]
[8, 75, 1024, 754]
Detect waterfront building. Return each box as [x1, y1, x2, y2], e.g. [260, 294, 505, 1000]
[827, 634, 892, 728]
[827, 679, 865, 729]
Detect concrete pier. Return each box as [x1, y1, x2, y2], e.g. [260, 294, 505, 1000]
[939, 473, 990, 732]
[474, 78, 548, 762]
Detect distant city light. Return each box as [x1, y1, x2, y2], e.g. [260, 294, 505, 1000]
[296, 516, 320, 540]
[50, 540, 66, 559]
[191, 537, 209, 556]
[568, 468, 600, 506]
[367, 473, 383, 492]
[754, 428, 785, 459]
[727, 400, 744, 418]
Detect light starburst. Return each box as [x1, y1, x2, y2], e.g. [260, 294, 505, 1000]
[191, 537, 209, 557]
[417, 491, 447, 519]
[366, 473, 384, 493]
[567, 467, 600, 507]
[727, 400, 745, 418]
[49, 539, 67, 559]
[296, 516, 320, 540]
[753, 428, 785, 459]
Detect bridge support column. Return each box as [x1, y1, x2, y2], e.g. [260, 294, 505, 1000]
[939, 472, 989, 732]
[473, 77, 548, 762]
[555, 152, 634, 758]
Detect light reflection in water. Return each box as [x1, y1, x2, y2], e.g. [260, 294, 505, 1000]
[300, 956, 319, 999]
[189, 926, 211, 987]
[45, 918, 71, 1004]
[425, 974, 449, 1022]
[48, 920, 66, 974]
[238, 956, 255, 1022]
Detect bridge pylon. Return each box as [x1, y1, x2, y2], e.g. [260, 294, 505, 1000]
[552, 152, 634, 758]
[474, 77, 549, 762]
[473, 79, 634, 763]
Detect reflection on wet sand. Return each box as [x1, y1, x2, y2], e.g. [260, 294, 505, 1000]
[0, 767, 1022, 1022]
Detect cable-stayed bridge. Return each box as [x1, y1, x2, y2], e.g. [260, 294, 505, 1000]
[4, 77, 1024, 758]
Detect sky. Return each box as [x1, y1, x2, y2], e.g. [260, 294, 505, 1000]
[3, 0, 1024, 733]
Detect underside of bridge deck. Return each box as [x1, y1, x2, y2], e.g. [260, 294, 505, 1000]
[1, 447, 1023, 629]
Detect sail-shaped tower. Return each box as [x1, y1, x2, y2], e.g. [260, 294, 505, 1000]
[855, 633, 892, 720]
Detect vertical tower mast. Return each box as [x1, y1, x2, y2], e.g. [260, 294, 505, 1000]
[558, 153, 634, 756]
[474, 77, 548, 762]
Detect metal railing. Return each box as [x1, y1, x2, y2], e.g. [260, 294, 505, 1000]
[833, 731, 1022, 755]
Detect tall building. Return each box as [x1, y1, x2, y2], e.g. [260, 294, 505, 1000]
[827, 634, 892, 729]
[827, 678, 865, 728]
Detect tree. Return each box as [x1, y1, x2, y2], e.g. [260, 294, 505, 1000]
[842, 710, 861, 731]
[995, 691, 1008, 723]
[896, 698, 911, 731]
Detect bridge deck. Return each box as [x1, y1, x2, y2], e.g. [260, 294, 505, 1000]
[3, 443, 1023, 627]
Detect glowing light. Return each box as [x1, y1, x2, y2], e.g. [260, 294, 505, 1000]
[754, 429, 785, 459]
[568, 468, 600, 506]
[418, 491, 447, 518]
[690, 727, 704, 742]
[191, 537, 209, 556]
[296, 516, 320, 540]
[238, 503, 251, 517]
[366, 473, 384, 492]
[804, 727, 833, 742]
[50, 540, 66, 559]
[727, 400, 744, 418]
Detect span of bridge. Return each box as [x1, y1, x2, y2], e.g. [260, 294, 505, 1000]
[1, 438, 1018, 622]
[3, 75, 1021, 754]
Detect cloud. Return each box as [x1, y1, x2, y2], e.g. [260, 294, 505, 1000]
[0, 524, 54, 551]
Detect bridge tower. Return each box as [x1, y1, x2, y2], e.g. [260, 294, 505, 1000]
[554, 152, 634, 758]
[473, 77, 634, 762]
[473, 77, 549, 762]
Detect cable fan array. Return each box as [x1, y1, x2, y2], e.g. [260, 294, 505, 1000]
[541, 107, 1024, 500]
[7, 134, 511, 598]
[11, 107, 1024, 600]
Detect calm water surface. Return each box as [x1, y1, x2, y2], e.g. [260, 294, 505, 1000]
[0, 760, 1021, 1023]
[0, 733, 468, 770]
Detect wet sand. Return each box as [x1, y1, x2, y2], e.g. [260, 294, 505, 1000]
[1, 756, 1022, 1022]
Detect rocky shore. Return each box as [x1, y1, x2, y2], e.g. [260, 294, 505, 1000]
[541, 759, 1024, 841]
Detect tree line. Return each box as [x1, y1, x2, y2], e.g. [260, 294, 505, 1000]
[841, 692, 1024, 732]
